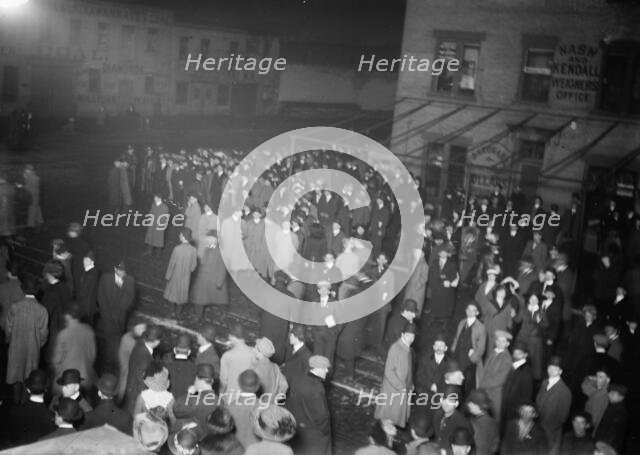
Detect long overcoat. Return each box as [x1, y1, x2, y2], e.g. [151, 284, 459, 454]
[477, 348, 512, 422]
[190, 245, 228, 305]
[427, 258, 458, 318]
[287, 372, 332, 455]
[6, 296, 48, 383]
[374, 338, 413, 427]
[164, 242, 197, 305]
[144, 201, 169, 248]
[51, 322, 97, 392]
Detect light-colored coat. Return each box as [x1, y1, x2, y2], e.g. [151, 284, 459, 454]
[51, 322, 97, 392]
[477, 348, 512, 422]
[164, 242, 197, 305]
[6, 296, 48, 384]
[219, 342, 255, 394]
[374, 338, 413, 427]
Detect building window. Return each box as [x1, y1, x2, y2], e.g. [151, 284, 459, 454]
[121, 25, 135, 60]
[201, 38, 210, 55]
[69, 19, 82, 45]
[230, 40, 239, 54]
[434, 40, 480, 96]
[217, 84, 230, 105]
[600, 44, 640, 115]
[144, 76, 154, 95]
[97, 22, 109, 49]
[179, 36, 190, 60]
[176, 82, 188, 105]
[2, 65, 19, 103]
[146, 28, 158, 53]
[520, 49, 554, 102]
[88, 69, 101, 93]
[519, 139, 546, 162]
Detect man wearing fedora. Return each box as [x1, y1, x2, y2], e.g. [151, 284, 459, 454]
[96, 259, 135, 375]
[535, 356, 572, 455]
[82, 373, 132, 434]
[286, 355, 332, 455]
[4, 370, 55, 446]
[173, 363, 217, 429]
[245, 405, 297, 455]
[49, 368, 93, 416]
[40, 397, 84, 440]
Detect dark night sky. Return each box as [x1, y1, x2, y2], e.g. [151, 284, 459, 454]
[111, 0, 407, 45]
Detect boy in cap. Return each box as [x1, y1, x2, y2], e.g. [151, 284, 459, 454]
[166, 333, 197, 397]
[286, 355, 332, 455]
[41, 397, 85, 440]
[50, 368, 93, 414]
[82, 373, 132, 434]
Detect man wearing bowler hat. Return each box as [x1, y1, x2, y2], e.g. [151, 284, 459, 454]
[535, 356, 572, 455]
[49, 368, 92, 414]
[40, 397, 85, 440]
[5, 370, 55, 445]
[82, 373, 132, 434]
[96, 259, 135, 375]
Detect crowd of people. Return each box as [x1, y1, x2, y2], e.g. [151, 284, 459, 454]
[0, 142, 638, 455]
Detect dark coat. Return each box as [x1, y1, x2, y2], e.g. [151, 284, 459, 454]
[81, 398, 132, 435]
[40, 426, 77, 440]
[414, 352, 449, 394]
[76, 267, 99, 323]
[195, 345, 220, 379]
[502, 362, 534, 423]
[560, 432, 594, 455]
[427, 257, 458, 319]
[96, 273, 135, 337]
[535, 378, 572, 452]
[166, 356, 197, 398]
[470, 413, 499, 455]
[430, 409, 472, 448]
[5, 399, 56, 446]
[173, 390, 217, 428]
[124, 340, 154, 414]
[594, 402, 629, 453]
[501, 419, 549, 455]
[282, 344, 312, 390]
[66, 235, 91, 298]
[107, 166, 122, 207]
[40, 281, 71, 342]
[259, 284, 293, 365]
[287, 372, 332, 455]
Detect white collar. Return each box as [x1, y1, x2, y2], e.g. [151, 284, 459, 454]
[495, 348, 505, 354]
[292, 342, 304, 354]
[29, 395, 45, 403]
[57, 423, 74, 429]
[84, 264, 94, 272]
[513, 359, 526, 369]
[145, 342, 154, 355]
[25, 294, 36, 299]
[615, 295, 624, 304]
[547, 376, 560, 389]
[69, 391, 80, 400]
[198, 343, 212, 353]
[466, 317, 476, 327]
[434, 352, 445, 362]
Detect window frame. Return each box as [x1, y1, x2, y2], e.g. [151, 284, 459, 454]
[598, 41, 640, 115]
[431, 30, 486, 99]
[518, 35, 559, 104]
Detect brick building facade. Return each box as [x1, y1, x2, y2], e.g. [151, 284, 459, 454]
[391, 0, 640, 212]
[0, 0, 279, 119]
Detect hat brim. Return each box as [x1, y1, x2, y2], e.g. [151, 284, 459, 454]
[167, 432, 200, 455]
[252, 414, 296, 443]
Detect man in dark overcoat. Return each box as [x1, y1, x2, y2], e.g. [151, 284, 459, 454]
[281, 324, 312, 386]
[501, 341, 534, 425]
[427, 244, 459, 320]
[123, 325, 161, 414]
[286, 355, 332, 455]
[95, 261, 135, 375]
[75, 251, 99, 324]
[81, 373, 132, 434]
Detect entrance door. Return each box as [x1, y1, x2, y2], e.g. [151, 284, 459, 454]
[230, 82, 257, 116]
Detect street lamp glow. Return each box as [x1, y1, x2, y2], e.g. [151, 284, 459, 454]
[0, 0, 29, 10]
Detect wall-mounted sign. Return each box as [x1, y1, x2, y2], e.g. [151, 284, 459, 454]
[551, 42, 601, 107]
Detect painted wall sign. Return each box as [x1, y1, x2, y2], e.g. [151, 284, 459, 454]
[550, 42, 601, 107]
[47, 0, 172, 25]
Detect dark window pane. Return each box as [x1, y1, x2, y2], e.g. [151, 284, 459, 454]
[436, 41, 457, 93]
[600, 53, 629, 113]
[521, 49, 553, 102]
